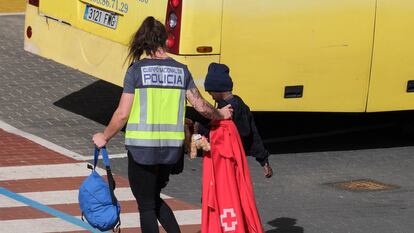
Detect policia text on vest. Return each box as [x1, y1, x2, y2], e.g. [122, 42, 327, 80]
[142, 66, 185, 88]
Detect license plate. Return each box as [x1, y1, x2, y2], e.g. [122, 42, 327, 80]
[84, 5, 118, 29]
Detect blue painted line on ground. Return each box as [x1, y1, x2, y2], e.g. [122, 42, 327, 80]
[0, 187, 107, 233]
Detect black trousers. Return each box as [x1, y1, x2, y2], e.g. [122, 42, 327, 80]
[128, 152, 181, 233]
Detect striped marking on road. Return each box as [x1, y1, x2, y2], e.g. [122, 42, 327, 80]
[59, 224, 202, 233]
[1, 199, 199, 220]
[0, 176, 130, 193]
[0, 163, 106, 181]
[0, 187, 103, 233]
[0, 210, 201, 232]
[0, 187, 171, 208]
[0, 127, 201, 232]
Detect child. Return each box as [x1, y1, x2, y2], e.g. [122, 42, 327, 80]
[188, 62, 273, 178]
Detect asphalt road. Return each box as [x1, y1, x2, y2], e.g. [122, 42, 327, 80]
[1, 15, 414, 233]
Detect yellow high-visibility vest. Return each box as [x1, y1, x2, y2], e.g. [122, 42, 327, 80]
[125, 87, 186, 147]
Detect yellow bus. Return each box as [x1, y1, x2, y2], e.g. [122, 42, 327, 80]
[24, 0, 414, 112]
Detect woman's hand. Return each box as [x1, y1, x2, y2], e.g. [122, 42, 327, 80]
[218, 104, 233, 119]
[186, 87, 233, 120]
[93, 132, 107, 149]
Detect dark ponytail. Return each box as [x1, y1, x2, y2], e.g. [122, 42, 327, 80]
[127, 16, 167, 62]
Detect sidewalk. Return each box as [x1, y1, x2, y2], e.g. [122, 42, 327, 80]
[0, 128, 201, 233]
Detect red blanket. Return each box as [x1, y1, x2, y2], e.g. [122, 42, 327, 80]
[202, 120, 264, 233]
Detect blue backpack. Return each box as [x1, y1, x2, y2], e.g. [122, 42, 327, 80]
[78, 147, 121, 232]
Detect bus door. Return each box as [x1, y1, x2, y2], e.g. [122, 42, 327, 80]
[220, 0, 377, 112]
[367, 0, 414, 112]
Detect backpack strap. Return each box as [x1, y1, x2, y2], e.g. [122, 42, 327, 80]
[113, 218, 121, 233]
[94, 147, 118, 205]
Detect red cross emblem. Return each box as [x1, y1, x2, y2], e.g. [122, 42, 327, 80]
[220, 208, 237, 232]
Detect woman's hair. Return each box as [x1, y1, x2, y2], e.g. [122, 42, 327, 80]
[127, 16, 167, 62]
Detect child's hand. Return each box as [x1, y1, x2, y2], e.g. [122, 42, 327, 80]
[184, 119, 193, 154]
[190, 134, 210, 159]
[185, 118, 194, 126]
[263, 163, 273, 178]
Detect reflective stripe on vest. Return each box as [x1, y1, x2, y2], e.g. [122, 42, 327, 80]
[125, 88, 186, 147]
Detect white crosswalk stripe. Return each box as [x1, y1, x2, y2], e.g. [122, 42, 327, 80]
[0, 163, 105, 181]
[0, 188, 172, 208]
[1, 210, 201, 232]
[0, 161, 198, 232]
[0, 130, 199, 232]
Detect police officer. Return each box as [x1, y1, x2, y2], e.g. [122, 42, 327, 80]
[93, 17, 232, 233]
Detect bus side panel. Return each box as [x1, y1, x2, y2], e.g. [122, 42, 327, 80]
[25, 4, 129, 86]
[367, 1, 414, 112]
[39, 0, 168, 45]
[179, 0, 222, 55]
[25, 4, 220, 88]
[220, 1, 376, 112]
[39, 0, 77, 23]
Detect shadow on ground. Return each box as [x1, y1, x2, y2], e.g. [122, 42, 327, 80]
[54, 80, 414, 154]
[54, 80, 123, 126]
[266, 217, 304, 233]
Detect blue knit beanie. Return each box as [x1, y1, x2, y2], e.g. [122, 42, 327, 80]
[204, 63, 233, 92]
